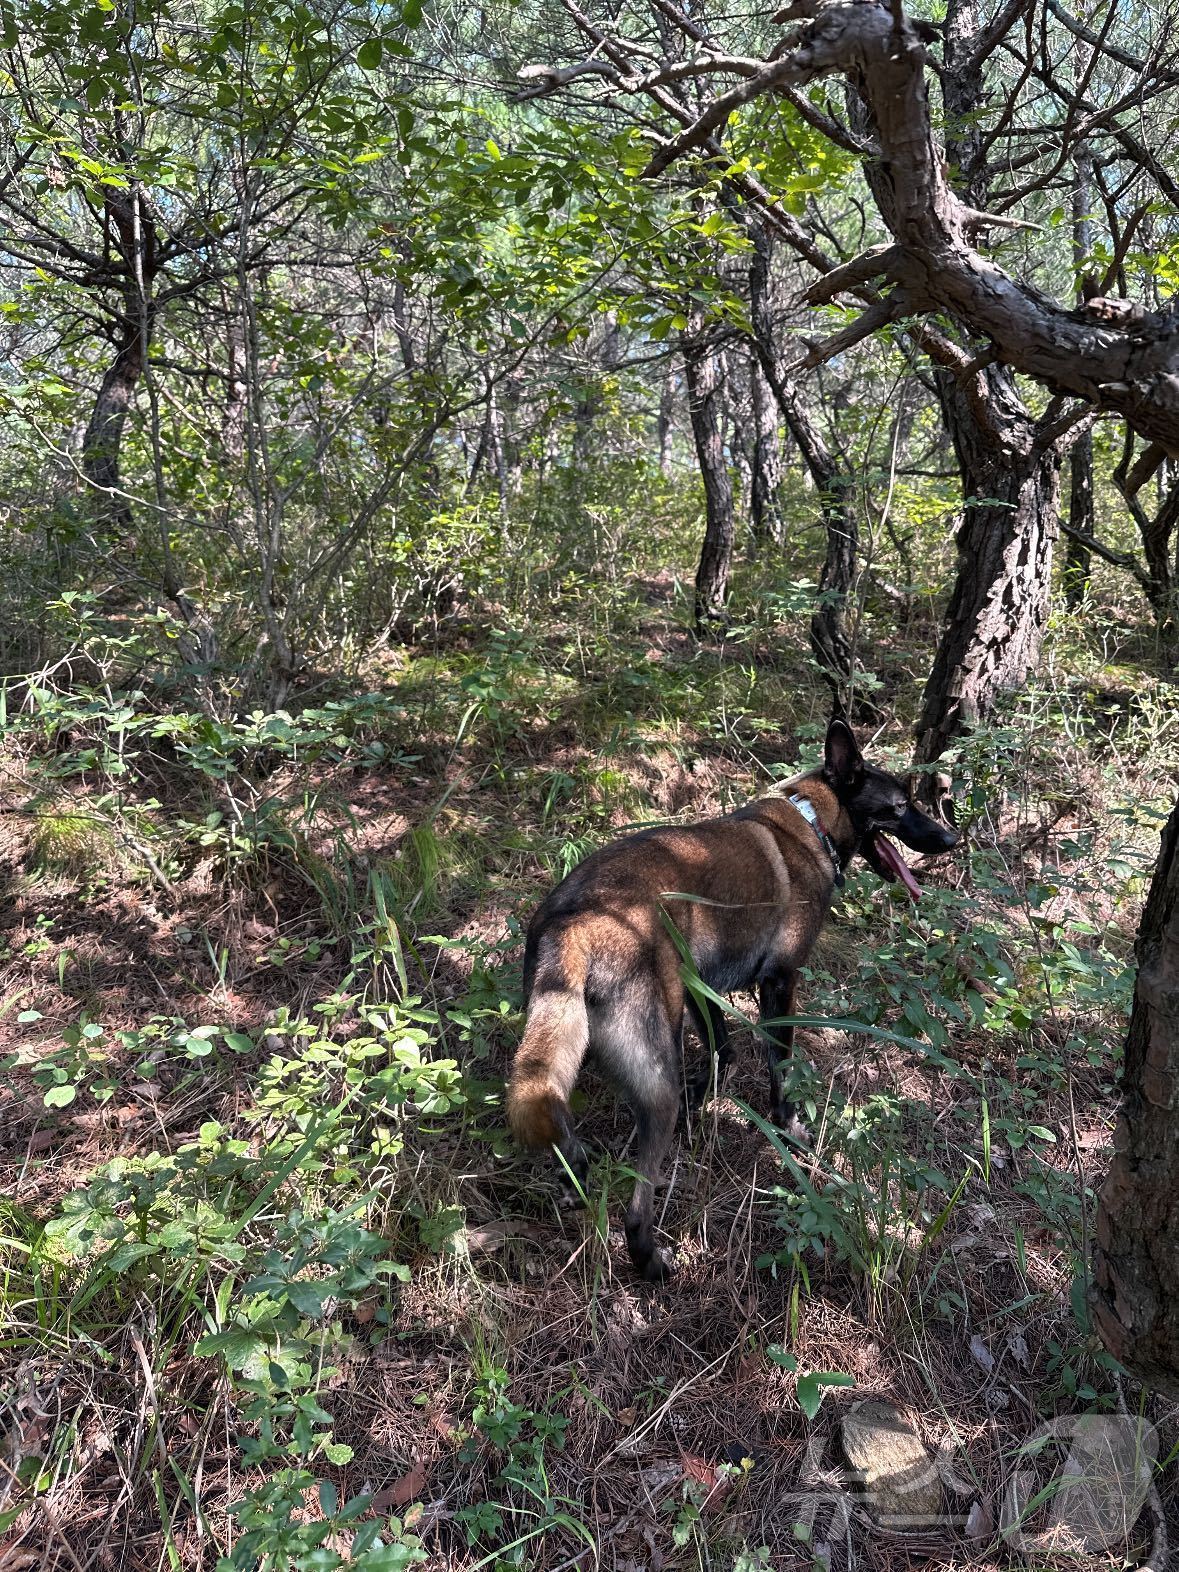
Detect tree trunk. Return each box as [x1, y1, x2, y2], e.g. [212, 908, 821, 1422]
[750, 354, 784, 547]
[1064, 430, 1094, 609]
[223, 302, 248, 461]
[726, 351, 753, 520]
[683, 321, 736, 628]
[914, 366, 1061, 765]
[1062, 148, 1093, 609]
[81, 321, 146, 532]
[1092, 797, 1179, 1394]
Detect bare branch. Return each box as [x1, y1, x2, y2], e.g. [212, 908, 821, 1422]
[1059, 521, 1151, 587]
[793, 293, 905, 370]
[513, 59, 623, 99]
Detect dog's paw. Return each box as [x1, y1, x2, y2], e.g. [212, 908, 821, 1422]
[770, 1103, 812, 1147]
[639, 1246, 677, 1283]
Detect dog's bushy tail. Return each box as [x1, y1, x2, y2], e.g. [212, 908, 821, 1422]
[507, 935, 588, 1149]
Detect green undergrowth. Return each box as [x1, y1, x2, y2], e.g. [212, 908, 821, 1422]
[1, 565, 1176, 1570]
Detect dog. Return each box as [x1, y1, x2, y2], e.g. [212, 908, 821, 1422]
[506, 719, 959, 1280]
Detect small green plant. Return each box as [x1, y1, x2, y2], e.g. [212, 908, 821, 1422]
[768, 1346, 856, 1420]
[453, 1366, 592, 1563]
[11, 1012, 116, 1107]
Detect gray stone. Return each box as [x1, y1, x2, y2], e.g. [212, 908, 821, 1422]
[841, 1399, 943, 1529]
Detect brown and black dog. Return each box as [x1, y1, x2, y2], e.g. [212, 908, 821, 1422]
[506, 719, 958, 1280]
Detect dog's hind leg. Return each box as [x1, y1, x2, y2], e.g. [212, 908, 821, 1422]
[683, 995, 731, 1111]
[759, 968, 800, 1129]
[623, 1077, 679, 1280]
[596, 993, 682, 1281]
[552, 1103, 590, 1208]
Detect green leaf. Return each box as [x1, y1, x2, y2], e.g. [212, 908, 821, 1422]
[796, 1370, 855, 1420]
[401, 0, 423, 26]
[319, 1479, 339, 1517]
[195, 1326, 274, 1368]
[44, 1084, 76, 1108]
[286, 1280, 329, 1317]
[358, 38, 383, 70]
[322, 1440, 354, 1465]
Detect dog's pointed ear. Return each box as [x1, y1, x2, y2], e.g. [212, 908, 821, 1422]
[823, 718, 863, 786]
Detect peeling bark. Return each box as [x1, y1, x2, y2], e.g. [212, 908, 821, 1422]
[1093, 799, 1179, 1395]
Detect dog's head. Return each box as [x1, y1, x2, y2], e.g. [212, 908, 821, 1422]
[822, 719, 959, 898]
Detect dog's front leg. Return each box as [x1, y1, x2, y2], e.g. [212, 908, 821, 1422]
[683, 995, 731, 1112]
[759, 969, 799, 1128]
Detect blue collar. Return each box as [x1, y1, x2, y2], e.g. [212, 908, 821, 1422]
[789, 794, 845, 887]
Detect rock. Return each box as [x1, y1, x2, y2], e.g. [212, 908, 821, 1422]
[841, 1400, 942, 1529]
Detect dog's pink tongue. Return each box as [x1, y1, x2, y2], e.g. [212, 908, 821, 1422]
[875, 833, 922, 901]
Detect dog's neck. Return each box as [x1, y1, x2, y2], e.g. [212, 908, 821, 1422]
[787, 774, 856, 867]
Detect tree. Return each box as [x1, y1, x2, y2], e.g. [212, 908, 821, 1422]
[683, 308, 736, 626]
[1093, 802, 1179, 1395]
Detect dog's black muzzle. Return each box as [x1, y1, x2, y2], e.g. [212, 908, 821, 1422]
[894, 802, 959, 855]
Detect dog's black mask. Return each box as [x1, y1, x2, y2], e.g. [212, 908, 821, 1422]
[822, 720, 959, 899]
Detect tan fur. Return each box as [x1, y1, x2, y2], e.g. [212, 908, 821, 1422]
[506, 933, 588, 1147]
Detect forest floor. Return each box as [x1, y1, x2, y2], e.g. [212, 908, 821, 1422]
[2, 555, 1179, 1571]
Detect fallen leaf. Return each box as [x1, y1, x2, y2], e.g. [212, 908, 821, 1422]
[372, 1458, 430, 1512]
[964, 1498, 995, 1542]
[464, 1220, 542, 1252]
[969, 1334, 995, 1374]
[678, 1452, 731, 1512]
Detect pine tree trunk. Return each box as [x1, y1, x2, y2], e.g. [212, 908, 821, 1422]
[683, 322, 735, 628]
[914, 367, 1061, 765]
[1093, 798, 1179, 1394]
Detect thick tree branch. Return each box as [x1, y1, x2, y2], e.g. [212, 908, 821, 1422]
[801, 243, 900, 305]
[634, 3, 1179, 454]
